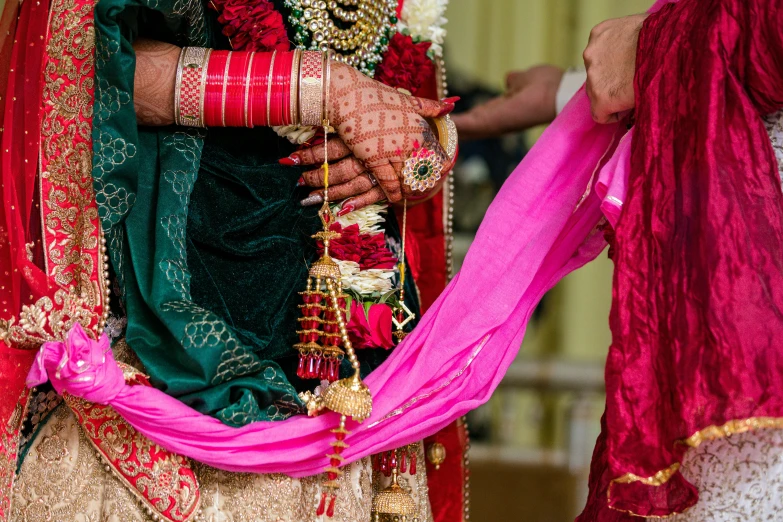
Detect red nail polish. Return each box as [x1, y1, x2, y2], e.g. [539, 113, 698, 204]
[337, 204, 354, 217]
[437, 104, 456, 118]
[296, 176, 305, 187]
[279, 155, 300, 166]
[442, 96, 461, 104]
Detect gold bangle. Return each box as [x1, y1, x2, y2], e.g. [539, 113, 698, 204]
[289, 50, 302, 126]
[431, 115, 458, 162]
[323, 51, 331, 125]
[266, 50, 277, 126]
[220, 51, 232, 127]
[243, 51, 255, 128]
[175, 46, 210, 128]
[298, 51, 324, 126]
[174, 47, 185, 125]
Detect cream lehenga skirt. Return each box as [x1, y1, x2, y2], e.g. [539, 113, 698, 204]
[10, 404, 433, 522]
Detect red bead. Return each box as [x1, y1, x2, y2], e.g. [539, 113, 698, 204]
[333, 445, 343, 455]
[380, 452, 388, 473]
[307, 356, 316, 378]
[330, 457, 341, 467]
[297, 356, 305, 378]
[326, 495, 336, 517]
[327, 471, 338, 480]
[410, 453, 417, 475]
[400, 451, 407, 473]
[316, 492, 327, 516]
[335, 431, 346, 441]
[313, 294, 323, 303]
[303, 294, 311, 304]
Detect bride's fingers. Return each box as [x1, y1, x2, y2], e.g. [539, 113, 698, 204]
[336, 186, 387, 216]
[368, 162, 403, 204]
[409, 95, 459, 119]
[300, 175, 376, 206]
[282, 137, 351, 166]
[300, 156, 365, 187]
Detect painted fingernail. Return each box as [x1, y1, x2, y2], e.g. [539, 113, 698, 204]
[300, 194, 324, 206]
[337, 204, 354, 217]
[296, 176, 305, 187]
[437, 104, 456, 117]
[442, 96, 461, 104]
[279, 155, 300, 166]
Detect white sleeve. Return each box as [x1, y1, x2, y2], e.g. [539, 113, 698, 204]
[556, 68, 587, 115]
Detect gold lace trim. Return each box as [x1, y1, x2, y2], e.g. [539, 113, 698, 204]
[0, 0, 106, 349]
[607, 417, 783, 518]
[0, 290, 100, 349]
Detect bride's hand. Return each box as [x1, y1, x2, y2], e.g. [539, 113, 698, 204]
[291, 137, 385, 214]
[284, 62, 455, 213]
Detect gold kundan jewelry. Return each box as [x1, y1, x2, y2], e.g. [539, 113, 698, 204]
[174, 46, 211, 127]
[285, 0, 398, 76]
[401, 146, 445, 193]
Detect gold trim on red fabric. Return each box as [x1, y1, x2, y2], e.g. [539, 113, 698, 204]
[607, 418, 783, 518]
[1, 0, 107, 350]
[0, 390, 30, 521]
[64, 393, 201, 522]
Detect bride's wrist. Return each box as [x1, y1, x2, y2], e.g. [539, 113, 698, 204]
[173, 48, 334, 129]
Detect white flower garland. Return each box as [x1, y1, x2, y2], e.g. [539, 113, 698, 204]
[397, 0, 448, 58]
[278, 1, 449, 306]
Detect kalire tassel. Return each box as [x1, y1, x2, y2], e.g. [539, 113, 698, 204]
[296, 122, 373, 518]
[372, 465, 416, 521]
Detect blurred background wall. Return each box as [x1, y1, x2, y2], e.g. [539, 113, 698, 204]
[441, 1, 651, 520]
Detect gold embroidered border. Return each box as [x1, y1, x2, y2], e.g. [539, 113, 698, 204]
[0, 0, 107, 349]
[64, 395, 201, 522]
[0, 390, 30, 521]
[607, 417, 783, 518]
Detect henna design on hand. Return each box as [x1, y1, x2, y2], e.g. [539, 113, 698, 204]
[133, 39, 180, 126]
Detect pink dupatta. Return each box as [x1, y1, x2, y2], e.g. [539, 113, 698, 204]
[29, 84, 628, 477]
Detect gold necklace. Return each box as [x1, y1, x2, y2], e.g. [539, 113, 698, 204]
[286, 0, 398, 76]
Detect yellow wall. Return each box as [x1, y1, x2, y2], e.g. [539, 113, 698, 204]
[445, 0, 652, 361]
[445, 0, 653, 89]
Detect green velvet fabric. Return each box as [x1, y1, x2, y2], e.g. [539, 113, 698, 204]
[91, 0, 417, 427]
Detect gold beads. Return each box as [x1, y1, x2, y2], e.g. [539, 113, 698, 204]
[426, 442, 447, 470]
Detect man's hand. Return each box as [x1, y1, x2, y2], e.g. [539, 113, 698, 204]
[451, 65, 564, 141]
[583, 13, 647, 124]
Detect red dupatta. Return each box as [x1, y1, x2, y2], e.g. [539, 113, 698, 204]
[579, 0, 783, 519]
[0, 0, 107, 517]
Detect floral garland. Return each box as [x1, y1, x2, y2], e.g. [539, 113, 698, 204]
[208, 0, 448, 349]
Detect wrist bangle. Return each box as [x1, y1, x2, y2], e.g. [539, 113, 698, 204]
[299, 51, 325, 126]
[174, 46, 211, 127]
[323, 52, 331, 125]
[289, 50, 302, 126]
[243, 52, 255, 127]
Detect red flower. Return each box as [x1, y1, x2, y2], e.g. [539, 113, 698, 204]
[210, 0, 290, 52]
[347, 300, 394, 349]
[318, 223, 397, 270]
[375, 33, 435, 95]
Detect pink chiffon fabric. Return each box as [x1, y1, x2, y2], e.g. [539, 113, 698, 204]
[28, 86, 631, 477]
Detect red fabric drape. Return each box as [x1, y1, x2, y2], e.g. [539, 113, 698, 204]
[579, 0, 783, 519]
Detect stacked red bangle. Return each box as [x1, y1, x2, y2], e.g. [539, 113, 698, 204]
[202, 50, 302, 128]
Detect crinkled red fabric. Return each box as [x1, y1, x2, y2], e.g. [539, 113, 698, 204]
[579, 0, 783, 519]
